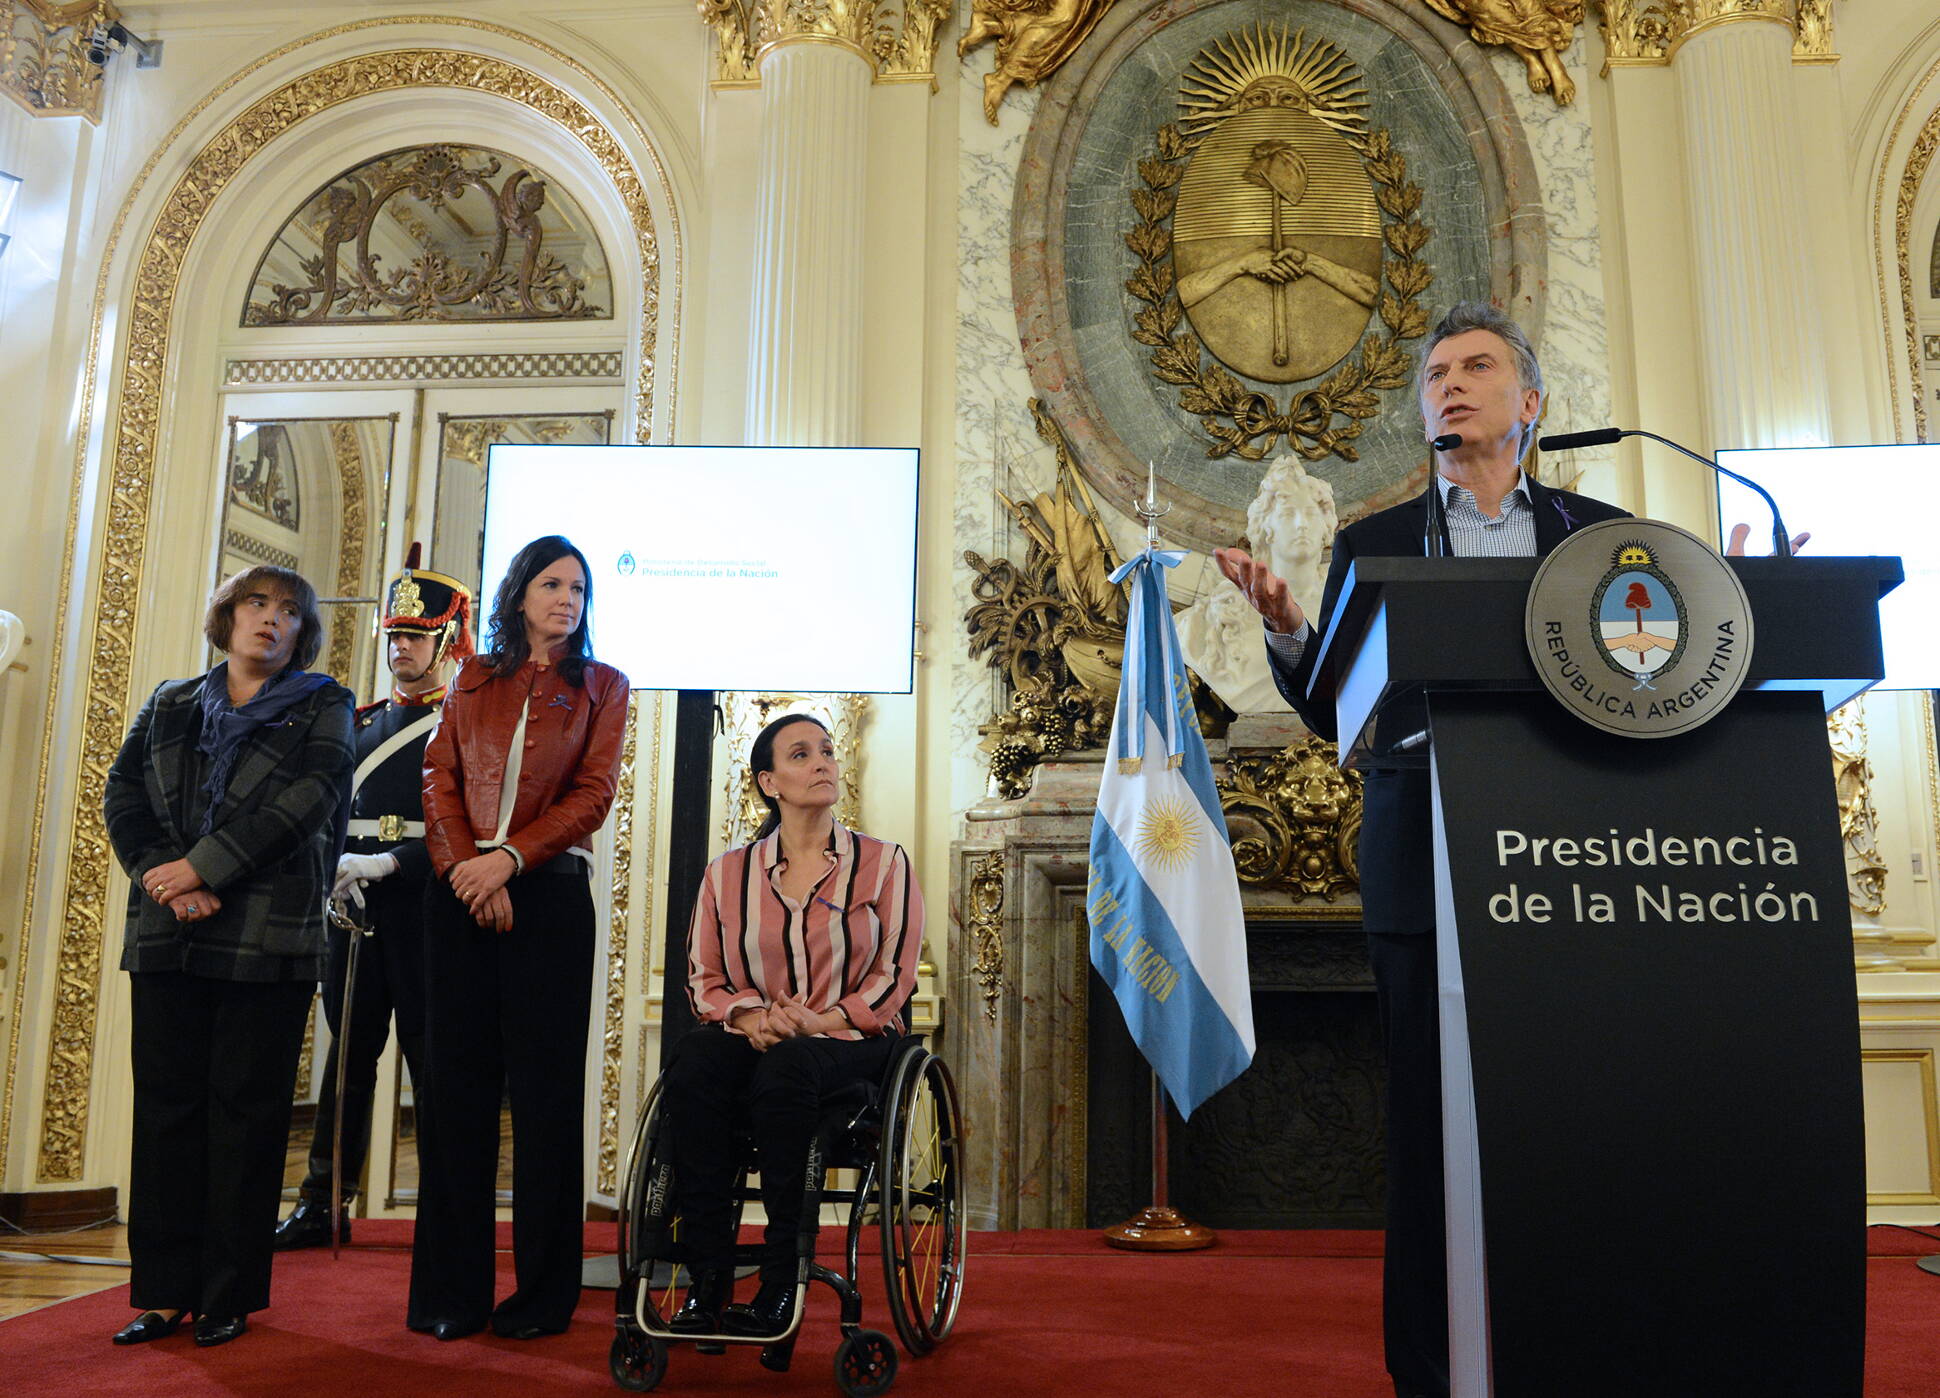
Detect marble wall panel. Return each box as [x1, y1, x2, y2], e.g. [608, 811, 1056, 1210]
[952, 5, 1613, 817]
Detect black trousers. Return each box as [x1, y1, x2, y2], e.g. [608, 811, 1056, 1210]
[1368, 930, 1449, 1398]
[407, 869, 595, 1334]
[127, 970, 314, 1316]
[300, 875, 427, 1203]
[663, 1023, 899, 1283]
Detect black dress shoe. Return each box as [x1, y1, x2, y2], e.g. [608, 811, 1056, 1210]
[429, 1320, 483, 1341]
[272, 1198, 349, 1251]
[112, 1310, 187, 1345]
[669, 1270, 732, 1335]
[495, 1323, 565, 1340]
[722, 1280, 797, 1339]
[193, 1315, 248, 1347]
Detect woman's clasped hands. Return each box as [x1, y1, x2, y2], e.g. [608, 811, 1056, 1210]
[448, 848, 518, 932]
[730, 993, 844, 1050]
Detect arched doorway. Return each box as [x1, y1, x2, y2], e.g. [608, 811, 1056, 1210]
[23, 23, 681, 1230]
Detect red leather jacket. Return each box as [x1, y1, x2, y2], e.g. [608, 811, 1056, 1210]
[422, 653, 629, 877]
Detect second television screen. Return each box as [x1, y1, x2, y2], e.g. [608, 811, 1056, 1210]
[482, 444, 919, 694]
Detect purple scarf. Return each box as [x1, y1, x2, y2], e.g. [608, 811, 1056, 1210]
[195, 663, 331, 836]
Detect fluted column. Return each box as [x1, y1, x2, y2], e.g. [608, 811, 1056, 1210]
[743, 40, 870, 447]
[1675, 16, 1831, 452]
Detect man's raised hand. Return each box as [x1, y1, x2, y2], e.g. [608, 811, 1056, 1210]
[1213, 547, 1307, 635]
[1725, 522, 1811, 557]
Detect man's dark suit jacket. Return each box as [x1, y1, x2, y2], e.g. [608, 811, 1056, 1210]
[1266, 475, 1630, 935]
[105, 671, 356, 981]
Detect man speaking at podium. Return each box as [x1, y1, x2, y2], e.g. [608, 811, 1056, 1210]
[1215, 301, 1626, 1398]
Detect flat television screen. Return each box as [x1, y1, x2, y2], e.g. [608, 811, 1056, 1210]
[482, 444, 919, 693]
[1715, 443, 1937, 690]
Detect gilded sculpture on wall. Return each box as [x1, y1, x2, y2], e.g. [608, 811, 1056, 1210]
[1217, 737, 1361, 899]
[964, 401, 1127, 798]
[957, 0, 1117, 124]
[1128, 25, 1432, 462]
[1422, 0, 1585, 106]
[963, 403, 1361, 898]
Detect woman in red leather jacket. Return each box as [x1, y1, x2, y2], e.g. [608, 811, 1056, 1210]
[407, 534, 629, 1341]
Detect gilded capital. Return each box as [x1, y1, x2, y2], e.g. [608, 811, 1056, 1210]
[1597, 0, 1832, 71]
[698, 0, 951, 89]
[2, 0, 117, 121]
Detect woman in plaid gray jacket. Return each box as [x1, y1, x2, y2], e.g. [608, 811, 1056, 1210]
[102, 565, 355, 1348]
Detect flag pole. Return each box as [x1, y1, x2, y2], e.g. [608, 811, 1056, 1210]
[1104, 1069, 1216, 1250]
[1103, 463, 1215, 1253]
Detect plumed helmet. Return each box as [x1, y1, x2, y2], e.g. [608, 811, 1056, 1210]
[381, 542, 474, 668]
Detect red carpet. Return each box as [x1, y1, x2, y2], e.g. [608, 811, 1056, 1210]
[3, 1228, 1936, 1395]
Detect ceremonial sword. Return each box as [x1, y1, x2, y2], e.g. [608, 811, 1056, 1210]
[324, 895, 374, 1262]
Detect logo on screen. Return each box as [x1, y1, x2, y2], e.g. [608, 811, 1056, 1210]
[1525, 519, 1752, 739]
[617, 551, 636, 576]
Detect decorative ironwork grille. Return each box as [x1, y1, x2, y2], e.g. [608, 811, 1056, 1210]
[243, 143, 613, 326]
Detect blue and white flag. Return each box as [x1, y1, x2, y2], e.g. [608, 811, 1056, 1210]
[1086, 547, 1254, 1119]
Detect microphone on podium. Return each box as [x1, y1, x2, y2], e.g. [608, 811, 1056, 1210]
[1538, 426, 1796, 558]
[1424, 434, 1461, 555]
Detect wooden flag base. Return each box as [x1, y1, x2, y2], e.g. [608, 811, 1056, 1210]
[1100, 1073, 1217, 1251]
[1104, 1204, 1216, 1251]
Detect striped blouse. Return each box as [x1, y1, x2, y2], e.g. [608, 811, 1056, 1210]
[686, 822, 923, 1039]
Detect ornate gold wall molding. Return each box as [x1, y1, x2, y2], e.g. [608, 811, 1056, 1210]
[1597, 0, 1826, 70]
[717, 693, 869, 845]
[294, 993, 317, 1097]
[1868, 51, 1939, 446]
[222, 529, 299, 569]
[20, 20, 677, 1184]
[1829, 700, 1888, 919]
[595, 696, 640, 1199]
[323, 421, 371, 689]
[966, 851, 1005, 1021]
[1, 0, 115, 121]
[1216, 737, 1362, 899]
[699, 0, 952, 89]
[222, 351, 626, 387]
[1790, 0, 1834, 62]
[1892, 103, 1939, 444]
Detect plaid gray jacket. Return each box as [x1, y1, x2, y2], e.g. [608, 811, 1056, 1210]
[105, 672, 355, 982]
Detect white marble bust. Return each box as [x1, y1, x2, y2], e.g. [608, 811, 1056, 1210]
[1176, 455, 1338, 714]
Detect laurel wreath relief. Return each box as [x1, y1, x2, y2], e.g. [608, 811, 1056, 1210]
[1126, 122, 1433, 462]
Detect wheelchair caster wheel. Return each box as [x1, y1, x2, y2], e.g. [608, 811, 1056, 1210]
[609, 1329, 666, 1391]
[834, 1328, 898, 1397]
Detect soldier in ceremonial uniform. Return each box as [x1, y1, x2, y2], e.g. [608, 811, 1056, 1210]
[274, 548, 473, 1249]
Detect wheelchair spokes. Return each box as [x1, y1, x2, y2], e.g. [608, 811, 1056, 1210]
[879, 1049, 966, 1356]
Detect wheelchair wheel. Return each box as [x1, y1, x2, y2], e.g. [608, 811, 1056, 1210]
[616, 1079, 686, 1329]
[833, 1328, 898, 1397]
[609, 1328, 666, 1392]
[878, 1049, 967, 1356]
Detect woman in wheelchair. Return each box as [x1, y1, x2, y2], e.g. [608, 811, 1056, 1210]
[664, 712, 924, 1341]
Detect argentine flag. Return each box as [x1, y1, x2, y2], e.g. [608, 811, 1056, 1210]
[1087, 547, 1254, 1119]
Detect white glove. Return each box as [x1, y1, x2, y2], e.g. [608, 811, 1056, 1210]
[332, 852, 398, 906]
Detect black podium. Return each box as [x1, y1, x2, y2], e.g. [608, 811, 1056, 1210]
[1310, 554, 1902, 1398]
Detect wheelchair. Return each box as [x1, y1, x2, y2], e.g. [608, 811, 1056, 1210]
[609, 1033, 966, 1396]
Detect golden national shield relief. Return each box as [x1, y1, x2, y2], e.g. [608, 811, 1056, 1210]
[1126, 25, 1432, 462]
